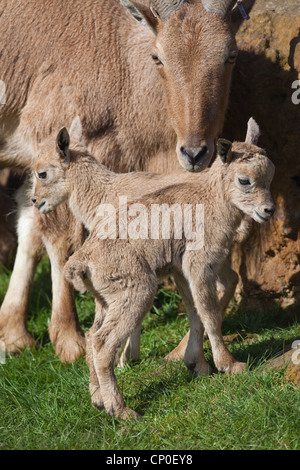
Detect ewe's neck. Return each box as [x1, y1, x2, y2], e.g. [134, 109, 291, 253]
[67, 151, 114, 231]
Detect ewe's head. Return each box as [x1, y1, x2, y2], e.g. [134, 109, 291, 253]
[121, 0, 253, 172]
[31, 117, 82, 214]
[218, 118, 276, 224]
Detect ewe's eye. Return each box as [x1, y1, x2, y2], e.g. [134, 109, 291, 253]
[226, 51, 238, 64]
[151, 54, 163, 66]
[238, 178, 251, 186]
[38, 172, 47, 180]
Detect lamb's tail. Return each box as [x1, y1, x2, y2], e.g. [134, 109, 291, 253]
[64, 258, 89, 294]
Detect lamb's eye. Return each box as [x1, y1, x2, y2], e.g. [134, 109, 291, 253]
[238, 178, 251, 186]
[38, 172, 47, 180]
[151, 54, 163, 66]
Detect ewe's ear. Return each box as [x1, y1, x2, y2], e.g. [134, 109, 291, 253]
[217, 138, 232, 164]
[120, 0, 159, 35]
[230, 0, 256, 34]
[56, 127, 70, 160]
[245, 117, 261, 145]
[69, 116, 82, 143]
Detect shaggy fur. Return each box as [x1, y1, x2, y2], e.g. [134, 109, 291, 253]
[31, 119, 275, 418]
[31, 118, 255, 366]
[0, 0, 256, 359]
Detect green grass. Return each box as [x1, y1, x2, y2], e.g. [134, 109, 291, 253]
[0, 258, 299, 450]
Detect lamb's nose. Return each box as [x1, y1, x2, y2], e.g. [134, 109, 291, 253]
[31, 198, 37, 204]
[180, 146, 209, 167]
[264, 206, 275, 217]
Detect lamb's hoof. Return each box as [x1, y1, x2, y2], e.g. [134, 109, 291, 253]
[117, 407, 141, 420]
[220, 361, 247, 375]
[90, 386, 104, 410]
[162, 350, 184, 363]
[194, 362, 212, 376]
[72, 279, 87, 295]
[229, 361, 247, 374]
[92, 400, 105, 411]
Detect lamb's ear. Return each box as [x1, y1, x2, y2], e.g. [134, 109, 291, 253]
[120, 0, 159, 35]
[56, 127, 70, 161]
[245, 117, 261, 145]
[217, 138, 232, 164]
[69, 116, 82, 143]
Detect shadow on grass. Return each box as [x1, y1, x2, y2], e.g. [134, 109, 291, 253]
[119, 360, 193, 416]
[2, 258, 298, 374]
[222, 296, 300, 366]
[26, 257, 52, 347]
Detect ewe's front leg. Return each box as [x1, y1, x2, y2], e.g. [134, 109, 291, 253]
[42, 207, 86, 363]
[0, 201, 44, 352]
[187, 265, 246, 375]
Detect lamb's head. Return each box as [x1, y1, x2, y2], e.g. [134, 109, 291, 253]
[218, 118, 275, 224]
[31, 127, 73, 214]
[32, 116, 83, 214]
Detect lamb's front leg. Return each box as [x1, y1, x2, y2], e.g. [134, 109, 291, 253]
[164, 260, 238, 363]
[164, 272, 211, 375]
[186, 264, 246, 375]
[216, 261, 239, 320]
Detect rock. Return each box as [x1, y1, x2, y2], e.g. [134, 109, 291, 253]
[264, 349, 294, 370]
[264, 345, 300, 386]
[223, 332, 249, 344]
[223, 0, 300, 309]
[285, 361, 300, 387]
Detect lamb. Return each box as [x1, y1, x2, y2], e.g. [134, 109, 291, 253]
[31, 119, 275, 419]
[31, 116, 252, 366]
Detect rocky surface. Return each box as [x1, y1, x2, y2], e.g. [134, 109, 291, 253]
[285, 360, 300, 387]
[224, 0, 300, 310]
[263, 345, 300, 386]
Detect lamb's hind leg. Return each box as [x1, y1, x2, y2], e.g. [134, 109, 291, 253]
[86, 298, 106, 410]
[64, 251, 105, 407]
[41, 205, 86, 363]
[0, 198, 44, 352]
[92, 277, 157, 419]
